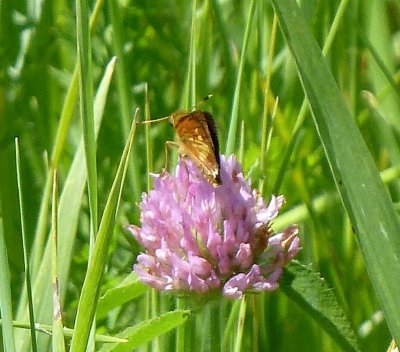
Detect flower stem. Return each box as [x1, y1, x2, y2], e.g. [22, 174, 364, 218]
[234, 295, 247, 352]
[176, 298, 185, 352]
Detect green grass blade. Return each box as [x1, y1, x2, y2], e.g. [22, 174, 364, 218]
[96, 273, 148, 320]
[76, 0, 98, 238]
[225, 0, 256, 155]
[233, 296, 247, 352]
[271, 0, 400, 344]
[98, 311, 190, 352]
[51, 172, 66, 352]
[69, 113, 137, 352]
[0, 218, 16, 352]
[15, 138, 38, 352]
[76, 0, 98, 344]
[109, 0, 142, 201]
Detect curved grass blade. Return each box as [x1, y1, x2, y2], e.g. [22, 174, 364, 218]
[98, 310, 190, 352]
[69, 111, 138, 352]
[50, 172, 66, 352]
[271, 0, 400, 344]
[96, 273, 148, 320]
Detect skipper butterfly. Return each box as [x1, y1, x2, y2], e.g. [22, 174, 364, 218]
[139, 110, 221, 186]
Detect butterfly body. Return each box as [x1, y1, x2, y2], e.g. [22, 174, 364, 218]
[169, 110, 221, 186]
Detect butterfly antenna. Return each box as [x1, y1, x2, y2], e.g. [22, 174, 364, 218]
[136, 115, 171, 125]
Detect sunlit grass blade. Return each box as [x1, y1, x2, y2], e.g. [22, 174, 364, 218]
[144, 83, 153, 191]
[50, 171, 66, 352]
[69, 112, 138, 352]
[97, 310, 190, 352]
[271, 0, 400, 344]
[96, 273, 148, 320]
[0, 218, 16, 352]
[281, 261, 360, 352]
[234, 296, 247, 352]
[225, 0, 256, 155]
[260, 13, 278, 175]
[109, 0, 142, 201]
[221, 301, 240, 351]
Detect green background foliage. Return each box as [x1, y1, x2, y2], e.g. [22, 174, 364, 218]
[1, 0, 399, 351]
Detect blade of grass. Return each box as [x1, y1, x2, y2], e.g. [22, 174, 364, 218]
[225, 0, 256, 155]
[109, 0, 141, 201]
[233, 295, 247, 352]
[143, 83, 160, 352]
[0, 218, 16, 352]
[271, 0, 400, 344]
[76, 1, 98, 347]
[51, 171, 66, 352]
[189, 0, 197, 107]
[76, 0, 98, 239]
[98, 311, 190, 352]
[15, 138, 38, 352]
[144, 83, 153, 191]
[260, 13, 278, 174]
[221, 300, 240, 351]
[96, 273, 148, 320]
[69, 112, 138, 352]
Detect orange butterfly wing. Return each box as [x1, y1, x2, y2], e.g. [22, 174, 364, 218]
[172, 111, 221, 186]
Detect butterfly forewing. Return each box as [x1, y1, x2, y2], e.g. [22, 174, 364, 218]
[171, 111, 221, 186]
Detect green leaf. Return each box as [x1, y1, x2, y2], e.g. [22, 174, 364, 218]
[281, 261, 359, 352]
[98, 310, 190, 352]
[271, 0, 400, 344]
[69, 111, 137, 351]
[96, 273, 148, 320]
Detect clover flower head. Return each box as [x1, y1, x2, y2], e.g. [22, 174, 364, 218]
[128, 155, 300, 299]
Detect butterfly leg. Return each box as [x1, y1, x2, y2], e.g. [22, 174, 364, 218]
[164, 141, 179, 171]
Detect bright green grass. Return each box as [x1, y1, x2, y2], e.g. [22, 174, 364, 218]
[1, 0, 400, 351]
